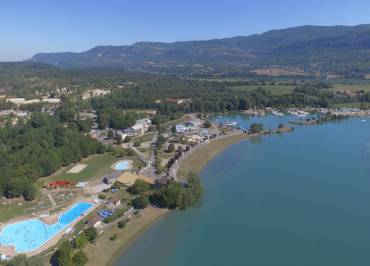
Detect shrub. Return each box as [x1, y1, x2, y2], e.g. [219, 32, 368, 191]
[118, 220, 127, 229]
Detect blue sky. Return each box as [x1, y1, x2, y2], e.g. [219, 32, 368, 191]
[1, 0, 370, 61]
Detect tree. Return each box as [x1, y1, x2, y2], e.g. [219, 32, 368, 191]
[129, 179, 151, 195]
[126, 148, 135, 156]
[72, 250, 88, 266]
[118, 220, 127, 229]
[84, 227, 97, 243]
[115, 134, 123, 144]
[110, 234, 118, 241]
[73, 234, 88, 249]
[133, 140, 141, 147]
[132, 195, 150, 209]
[23, 186, 36, 201]
[51, 241, 73, 266]
[107, 129, 115, 139]
[167, 143, 175, 153]
[151, 173, 203, 210]
[249, 123, 264, 134]
[203, 120, 212, 128]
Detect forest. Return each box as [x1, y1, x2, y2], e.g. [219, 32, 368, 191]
[0, 109, 105, 200]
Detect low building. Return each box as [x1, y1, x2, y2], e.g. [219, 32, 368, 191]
[115, 131, 128, 142]
[165, 98, 192, 105]
[107, 197, 121, 209]
[46, 180, 72, 189]
[176, 124, 187, 133]
[123, 127, 136, 137]
[131, 123, 145, 136]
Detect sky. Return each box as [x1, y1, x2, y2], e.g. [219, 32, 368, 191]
[1, 0, 370, 61]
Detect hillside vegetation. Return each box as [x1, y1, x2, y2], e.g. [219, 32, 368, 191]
[27, 25, 370, 77]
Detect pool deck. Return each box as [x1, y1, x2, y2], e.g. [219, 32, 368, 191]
[0, 198, 100, 257]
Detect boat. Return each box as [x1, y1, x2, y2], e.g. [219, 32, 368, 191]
[225, 121, 237, 126]
[288, 109, 308, 117]
[271, 110, 284, 116]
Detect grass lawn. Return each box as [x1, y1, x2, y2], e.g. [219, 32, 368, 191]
[132, 132, 155, 143]
[43, 153, 119, 183]
[230, 85, 295, 96]
[332, 84, 370, 92]
[0, 188, 52, 223]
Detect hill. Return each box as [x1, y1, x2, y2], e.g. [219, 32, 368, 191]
[27, 25, 370, 78]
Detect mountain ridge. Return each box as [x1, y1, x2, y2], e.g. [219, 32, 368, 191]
[27, 24, 370, 77]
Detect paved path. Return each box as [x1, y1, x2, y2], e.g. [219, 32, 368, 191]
[47, 193, 57, 207]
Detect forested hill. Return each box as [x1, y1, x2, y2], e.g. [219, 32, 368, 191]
[28, 24, 370, 76]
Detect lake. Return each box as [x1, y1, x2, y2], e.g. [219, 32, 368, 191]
[115, 115, 370, 266]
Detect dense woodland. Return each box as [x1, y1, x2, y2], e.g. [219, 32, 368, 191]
[0, 107, 105, 200]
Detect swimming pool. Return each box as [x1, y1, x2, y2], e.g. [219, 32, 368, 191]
[112, 160, 131, 171]
[0, 202, 94, 253]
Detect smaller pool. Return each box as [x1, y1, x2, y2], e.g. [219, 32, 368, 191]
[0, 202, 94, 253]
[112, 160, 131, 171]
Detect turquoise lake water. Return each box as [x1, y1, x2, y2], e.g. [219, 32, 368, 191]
[0, 202, 93, 253]
[115, 116, 370, 266]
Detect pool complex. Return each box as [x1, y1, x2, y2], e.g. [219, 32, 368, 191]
[113, 160, 130, 171]
[0, 202, 94, 253]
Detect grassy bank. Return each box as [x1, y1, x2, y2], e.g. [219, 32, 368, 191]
[85, 207, 169, 266]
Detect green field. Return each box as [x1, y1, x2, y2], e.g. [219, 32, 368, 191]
[132, 132, 155, 143]
[0, 187, 52, 223]
[43, 153, 119, 183]
[332, 84, 370, 92]
[230, 85, 295, 95]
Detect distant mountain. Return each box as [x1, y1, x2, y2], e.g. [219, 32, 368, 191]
[28, 25, 370, 77]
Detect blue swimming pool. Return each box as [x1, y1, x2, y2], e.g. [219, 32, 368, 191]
[113, 160, 130, 171]
[0, 202, 94, 253]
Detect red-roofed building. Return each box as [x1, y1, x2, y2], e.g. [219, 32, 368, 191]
[46, 180, 72, 189]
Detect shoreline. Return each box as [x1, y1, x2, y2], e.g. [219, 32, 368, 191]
[177, 127, 292, 177]
[90, 127, 292, 266]
[85, 207, 169, 266]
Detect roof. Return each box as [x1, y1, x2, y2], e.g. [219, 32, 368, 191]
[47, 180, 72, 187]
[108, 197, 120, 205]
[123, 128, 135, 133]
[132, 123, 144, 131]
[86, 215, 101, 225]
[117, 172, 155, 186]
